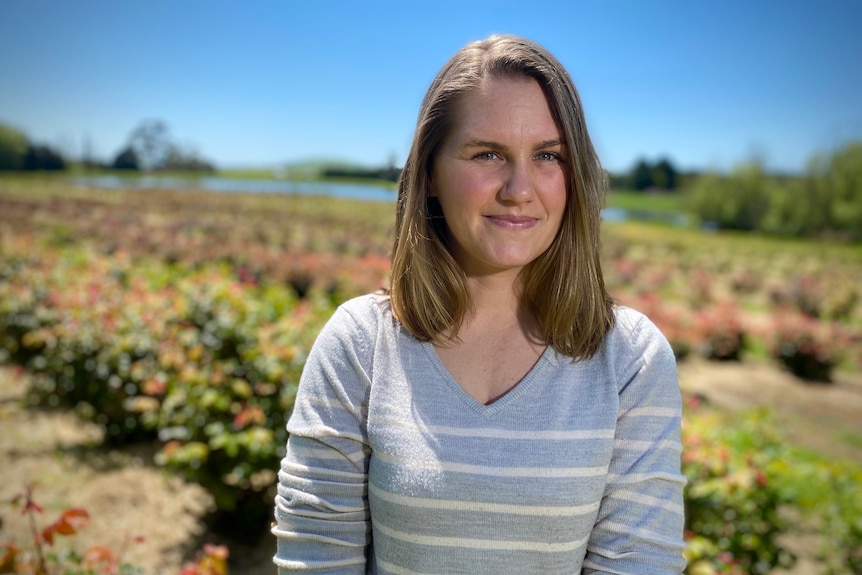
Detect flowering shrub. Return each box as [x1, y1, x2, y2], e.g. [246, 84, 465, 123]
[2, 485, 142, 575]
[0, 243, 334, 525]
[687, 266, 715, 306]
[695, 302, 748, 361]
[684, 537, 750, 575]
[178, 544, 229, 575]
[769, 273, 859, 322]
[1, 486, 230, 575]
[682, 397, 862, 575]
[729, 266, 762, 295]
[618, 295, 750, 363]
[769, 309, 847, 382]
[682, 403, 795, 575]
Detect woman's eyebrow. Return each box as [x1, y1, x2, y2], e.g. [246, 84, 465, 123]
[535, 139, 563, 150]
[461, 139, 507, 151]
[460, 138, 563, 151]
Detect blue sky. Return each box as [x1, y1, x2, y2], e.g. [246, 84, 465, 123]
[1, 1, 860, 174]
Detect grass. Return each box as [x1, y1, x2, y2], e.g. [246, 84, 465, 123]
[841, 430, 862, 450]
[605, 188, 685, 214]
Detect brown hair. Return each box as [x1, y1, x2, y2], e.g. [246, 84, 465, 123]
[389, 34, 614, 360]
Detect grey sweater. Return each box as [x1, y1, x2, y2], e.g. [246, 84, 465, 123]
[273, 294, 686, 574]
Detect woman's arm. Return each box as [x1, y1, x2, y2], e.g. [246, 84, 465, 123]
[583, 311, 687, 574]
[273, 305, 373, 574]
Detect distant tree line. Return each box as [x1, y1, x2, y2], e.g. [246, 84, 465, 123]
[0, 119, 215, 173]
[685, 141, 862, 241]
[321, 165, 401, 183]
[0, 124, 67, 171]
[609, 157, 683, 191]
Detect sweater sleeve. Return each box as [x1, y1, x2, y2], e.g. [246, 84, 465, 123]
[583, 311, 687, 574]
[273, 303, 373, 574]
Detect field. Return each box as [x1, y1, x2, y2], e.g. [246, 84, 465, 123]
[1, 176, 861, 575]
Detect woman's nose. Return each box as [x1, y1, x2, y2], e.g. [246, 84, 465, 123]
[499, 160, 534, 203]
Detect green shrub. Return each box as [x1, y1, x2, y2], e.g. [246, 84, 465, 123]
[684, 163, 772, 231]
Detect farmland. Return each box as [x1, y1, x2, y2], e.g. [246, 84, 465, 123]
[1, 176, 861, 575]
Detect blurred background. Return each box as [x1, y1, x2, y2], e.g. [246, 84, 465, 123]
[2, 0, 861, 177]
[1, 2, 861, 575]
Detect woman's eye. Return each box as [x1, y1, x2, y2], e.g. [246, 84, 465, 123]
[474, 151, 499, 161]
[537, 152, 559, 162]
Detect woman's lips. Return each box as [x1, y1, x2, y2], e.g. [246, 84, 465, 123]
[486, 215, 539, 229]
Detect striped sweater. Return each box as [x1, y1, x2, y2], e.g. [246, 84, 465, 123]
[273, 294, 686, 574]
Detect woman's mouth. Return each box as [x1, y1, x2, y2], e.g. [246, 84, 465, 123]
[486, 215, 539, 229]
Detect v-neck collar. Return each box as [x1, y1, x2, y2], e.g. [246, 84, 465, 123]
[421, 341, 554, 417]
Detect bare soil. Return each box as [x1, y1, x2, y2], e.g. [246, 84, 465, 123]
[1, 360, 860, 575]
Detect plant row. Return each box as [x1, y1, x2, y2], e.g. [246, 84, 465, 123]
[0, 240, 338, 525]
[624, 293, 857, 382]
[2, 181, 860, 329]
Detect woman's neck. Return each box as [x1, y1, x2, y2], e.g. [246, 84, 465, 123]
[464, 272, 522, 315]
[444, 272, 543, 347]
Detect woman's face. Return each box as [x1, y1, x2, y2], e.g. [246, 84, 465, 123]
[431, 76, 567, 279]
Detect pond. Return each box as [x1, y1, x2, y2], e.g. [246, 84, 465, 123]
[70, 175, 398, 203]
[70, 175, 689, 225]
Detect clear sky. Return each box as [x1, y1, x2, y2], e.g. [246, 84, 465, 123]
[1, 0, 861, 174]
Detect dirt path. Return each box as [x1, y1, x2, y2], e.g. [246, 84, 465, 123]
[0, 367, 219, 574]
[0, 367, 275, 574]
[2, 360, 860, 574]
[677, 357, 862, 463]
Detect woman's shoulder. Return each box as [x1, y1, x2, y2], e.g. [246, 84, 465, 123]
[605, 304, 673, 356]
[320, 292, 397, 342]
[612, 304, 652, 332]
[303, 293, 396, 372]
[334, 291, 393, 324]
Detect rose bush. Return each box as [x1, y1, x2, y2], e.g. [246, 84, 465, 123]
[769, 309, 849, 382]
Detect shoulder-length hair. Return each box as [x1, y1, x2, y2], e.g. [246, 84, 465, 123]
[389, 34, 615, 360]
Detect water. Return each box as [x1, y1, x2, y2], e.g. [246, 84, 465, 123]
[602, 206, 690, 227]
[70, 175, 398, 203]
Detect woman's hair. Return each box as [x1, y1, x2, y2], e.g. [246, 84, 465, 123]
[389, 34, 615, 360]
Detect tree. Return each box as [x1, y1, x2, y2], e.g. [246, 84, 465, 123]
[824, 142, 862, 237]
[0, 123, 28, 170]
[126, 119, 172, 170]
[22, 144, 66, 170]
[685, 161, 771, 231]
[116, 119, 215, 172]
[111, 146, 139, 170]
[162, 144, 215, 172]
[627, 157, 679, 191]
[631, 159, 653, 190]
[651, 158, 678, 190]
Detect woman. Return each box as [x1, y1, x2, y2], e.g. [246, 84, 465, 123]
[273, 35, 686, 574]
